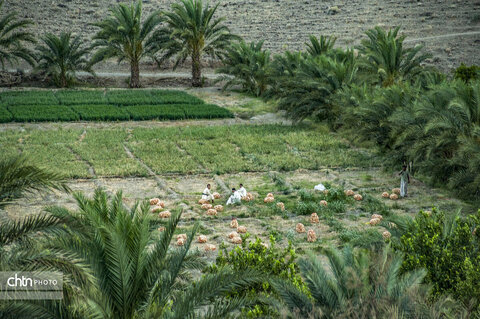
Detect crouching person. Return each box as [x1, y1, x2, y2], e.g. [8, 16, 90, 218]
[226, 188, 241, 205]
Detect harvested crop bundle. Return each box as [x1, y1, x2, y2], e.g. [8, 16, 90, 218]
[310, 213, 319, 224]
[231, 236, 242, 244]
[177, 234, 187, 241]
[158, 201, 165, 208]
[230, 219, 239, 228]
[264, 197, 274, 203]
[201, 203, 213, 210]
[277, 202, 285, 211]
[198, 235, 207, 243]
[392, 188, 401, 195]
[228, 231, 239, 239]
[382, 192, 389, 198]
[389, 194, 398, 200]
[371, 214, 383, 220]
[323, 190, 329, 195]
[213, 192, 221, 199]
[205, 244, 216, 251]
[369, 218, 381, 226]
[320, 200, 328, 206]
[307, 229, 317, 242]
[242, 192, 254, 201]
[296, 223, 306, 233]
[151, 205, 163, 213]
[157, 226, 165, 232]
[354, 194, 363, 201]
[206, 209, 217, 216]
[382, 231, 391, 240]
[150, 198, 160, 205]
[158, 211, 171, 218]
[214, 205, 224, 212]
[176, 238, 185, 246]
[345, 190, 355, 196]
[267, 193, 274, 198]
[198, 199, 207, 205]
[237, 226, 247, 233]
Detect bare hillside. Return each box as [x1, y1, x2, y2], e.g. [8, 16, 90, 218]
[5, 0, 480, 73]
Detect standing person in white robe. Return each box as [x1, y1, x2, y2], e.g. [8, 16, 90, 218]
[238, 184, 247, 198]
[202, 184, 214, 203]
[226, 188, 242, 205]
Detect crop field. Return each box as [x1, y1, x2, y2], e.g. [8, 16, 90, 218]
[0, 89, 232, 122]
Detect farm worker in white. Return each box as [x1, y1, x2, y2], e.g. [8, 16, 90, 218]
[238, 184, 247, 198]
[226, 188, 242, 205]
[202, 184, 214, 203]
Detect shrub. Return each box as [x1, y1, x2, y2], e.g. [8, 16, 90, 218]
[150, 90, 204, 104]
[70, 105, 130, 121]
[392, 208, 480, 303]
[182, 104, 234, 119]
[295, 201, 320, 215]
[8, 105, 79, 122]
[56, 90, 107, 105]
[125, 104, 185, 120]
[339, 228, 384, 250]
[0, 91, 58, 105]
[454, 63, 480, 83]
[0, 107, 13, 123]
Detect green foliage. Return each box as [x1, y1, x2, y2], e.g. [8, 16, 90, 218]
[55, 90, 107, 105]
[90, 0, 163, 87]
[391, 208, 480, 304]
[106, 89, 204, 105]
[0, 0, 36, 68]
[35, 32, 91, 87]
[0, 91, 58, 105]
[159, 0, 240, 86]
[125, 104, 186, 120]
[216, 40, 271, 96]
[70, 105, 130, 121]
[208, 235, 307, 316]
[305, 35, 336, 57]
[339, 228, 385, 250]
[7, 105, 79, 122]
[0, 107, 12, 123]
[454, 63, 480, 83]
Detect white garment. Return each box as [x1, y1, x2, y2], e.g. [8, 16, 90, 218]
[201, 187, 214, 201]
[226, 191, 242, 205]
[314, 183, 326, 191]
[238, 187, 247, 198]
[400, 180, 408, 197]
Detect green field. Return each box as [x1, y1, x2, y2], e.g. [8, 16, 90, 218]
[0, 124, 378, 178]
[0, 89, 233, 122]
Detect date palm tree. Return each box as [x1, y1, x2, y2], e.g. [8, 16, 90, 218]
[35, 32, 91, 87]
[0, 0, 36, 69]
[306, 35, 336, 57]
[90, 0, 163, 88]
[159, 0, 240, 87]
[358, 27, 431, 87]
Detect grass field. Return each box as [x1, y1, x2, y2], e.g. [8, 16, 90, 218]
[0, 89, 233, 122]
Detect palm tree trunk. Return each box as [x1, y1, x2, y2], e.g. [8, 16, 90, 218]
[60, 70, 67, 88]
[130, 59, 140, 88]
[191, 50, 202, 87]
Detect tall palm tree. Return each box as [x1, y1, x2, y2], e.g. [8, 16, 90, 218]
[160, 0, 240, 87]
[0, 155, 69, 205]
[358, 27, 431, 87]
[44, 188, 263, 318]
[90, 0, 163, 88]
[306, 35, 336, 57]
[216, 40, 271, 96]
[35, 32, 91, 87]
[0, 0, 36, 69]
[273, 246, 426, 318]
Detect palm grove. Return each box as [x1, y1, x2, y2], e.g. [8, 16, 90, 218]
[2, 0, 480, 317]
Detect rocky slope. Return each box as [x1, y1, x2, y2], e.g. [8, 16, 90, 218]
[5, 0, 480, 73]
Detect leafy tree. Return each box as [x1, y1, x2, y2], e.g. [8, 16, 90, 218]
[306, 35, 336, 57]
[273, 246, 427, 318]
[43, 189, 263, 318]
[216, 40, 271, 96]
[0, 155, 69, 205]
[90, 0, 163, 88]
[454, 63, 480, 83]
[358, 26, 431, 87]
[35, 32, 91, 87]
[0, 0, 36, 69]
[159, 0, 240, 87]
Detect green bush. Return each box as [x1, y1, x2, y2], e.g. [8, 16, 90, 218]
[8, 105, 79, 122]
[339, 228, 384, 250]
[454, 63, 480, 83]
[295, 201, 320, 215]
[70, 105, 130, 121]
[0, 107, 13, 123]
[150, 90, 204, 104]
[207, 235, 308, 317]
[124, 104, 186, 120]
[56, 90, 107, 105]
[0, 91, 58, 105]
[392, 208, 480, 303]
[182, 104, 234, 119]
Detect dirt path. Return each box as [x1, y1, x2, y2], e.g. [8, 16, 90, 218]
[405, 30, 480, 43]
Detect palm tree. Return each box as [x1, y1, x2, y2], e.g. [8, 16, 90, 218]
[44, 188, 263, 318]
[306, 35, 336, 57]
[358, 27, 431, 87]
[160, 0, 240, 87]
[35, 32, 91, 87]
[273, 246, 426, 318]
[90, 0, 163, 88]
[0, 155, 69, 205]
[216, 40, 271, 96]
[0, 0, 36, 69]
